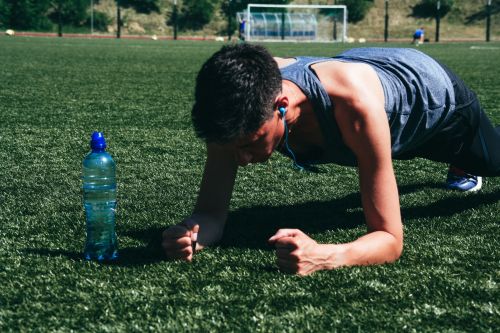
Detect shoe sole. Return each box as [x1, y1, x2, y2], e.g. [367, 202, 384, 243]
[446, 177, 483, 192]
[467, 177, 482, 192]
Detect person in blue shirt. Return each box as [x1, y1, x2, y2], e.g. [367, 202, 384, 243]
[412, 27, 425, 45]
[162, 44, 499, 275]
[238, 19, 246, 41]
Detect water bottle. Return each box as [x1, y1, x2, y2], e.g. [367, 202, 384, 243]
[82, 132, 118, 261]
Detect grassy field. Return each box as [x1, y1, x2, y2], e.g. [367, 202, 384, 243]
[0, 37, 498, 332]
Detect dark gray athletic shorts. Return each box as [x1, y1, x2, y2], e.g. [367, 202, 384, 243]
[406, 63, 500, 176]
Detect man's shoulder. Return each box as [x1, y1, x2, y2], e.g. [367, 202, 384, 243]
[313, 61, 377, 89]
[274, 57, 297, 69]
[312, 61, 385, 111]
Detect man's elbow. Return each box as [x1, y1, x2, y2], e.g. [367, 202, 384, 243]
[388, 235, 403, 263]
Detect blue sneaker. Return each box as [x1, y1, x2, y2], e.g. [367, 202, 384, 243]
[446, 166, 482, 192]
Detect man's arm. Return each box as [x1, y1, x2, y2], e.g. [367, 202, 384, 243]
[332, 63, 403, 266]
[192, 143, 238, 247]
[162, 143, 237, 260]
[269, 62, 403, 274]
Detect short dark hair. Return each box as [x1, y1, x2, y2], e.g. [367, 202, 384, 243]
[192, 43, 282, 143]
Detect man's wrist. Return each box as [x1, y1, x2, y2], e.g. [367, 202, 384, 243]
[187, 213, 226, 247]
[319, 244, 349, 270]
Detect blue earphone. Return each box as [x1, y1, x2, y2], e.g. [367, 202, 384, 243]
[278, 106, 304, 171]
[278, 106, 286, 117]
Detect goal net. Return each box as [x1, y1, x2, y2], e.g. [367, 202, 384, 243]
[237, 4, 348, 42]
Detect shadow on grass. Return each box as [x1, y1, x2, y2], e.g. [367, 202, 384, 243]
[220, 192, 364, 249]
[22, 245, 165, 267]
[23, 182, 499, 266]
[219, 182, 500, 249]
[402, 186, 500, 220]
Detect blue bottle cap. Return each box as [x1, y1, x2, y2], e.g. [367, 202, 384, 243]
[90, 131, 107, 150]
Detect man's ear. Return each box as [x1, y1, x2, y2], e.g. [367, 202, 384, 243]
[274, 95, 289, 113]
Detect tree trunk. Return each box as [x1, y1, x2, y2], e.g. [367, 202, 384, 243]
[173, 3, 178, 40]
[117, 5, 121, 39]
[58, 7, 62, 37]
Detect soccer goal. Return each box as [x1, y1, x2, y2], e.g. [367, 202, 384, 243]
[237, 4, 348, 42]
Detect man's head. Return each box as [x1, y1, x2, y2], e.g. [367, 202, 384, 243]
[192, 43, 282, 144]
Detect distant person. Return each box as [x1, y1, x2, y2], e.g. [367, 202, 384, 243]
[412, 27, 425, 45]
[162, 44, 500, 275]
[238, 19, 246, 41]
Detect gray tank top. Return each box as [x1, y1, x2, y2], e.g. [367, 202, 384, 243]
[279, 48, 456, 166]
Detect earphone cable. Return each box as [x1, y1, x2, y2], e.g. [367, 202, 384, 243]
[283, 118, 305, 171]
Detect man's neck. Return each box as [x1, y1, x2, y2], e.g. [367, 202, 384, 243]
[281, 80, 309, 128]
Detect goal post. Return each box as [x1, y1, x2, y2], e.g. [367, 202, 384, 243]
[242, 4, 348, 42]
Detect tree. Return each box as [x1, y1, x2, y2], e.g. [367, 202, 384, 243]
[115, 0, 160, 38]
[410, 0, 454, 42]
[167, 0, 219, 31]
[466, 2, 500, 24]
[0, 0, 52, 30]
[85, 11, 111, 32]
[410, 0, 454, 19]
[336, 0, 374, 23]
[47, 0, 89, 37]
[466, 1, 499, 42]
[220, 0, 244, 40]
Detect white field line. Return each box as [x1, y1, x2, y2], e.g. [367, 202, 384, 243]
[470, 46, 500, 50]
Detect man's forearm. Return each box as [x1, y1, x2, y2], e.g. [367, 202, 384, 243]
[321, 231, 403, 269]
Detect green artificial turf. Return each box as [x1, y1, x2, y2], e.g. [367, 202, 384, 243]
[0, 37, 498, 332]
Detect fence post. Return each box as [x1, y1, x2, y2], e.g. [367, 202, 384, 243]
[486, 0, 492, 42]
[384, 0, 389, 42]
[435, 1, 440, 42]
[173, 0, 178, 40]
[333, 17, 337, 41]
[281, 10, 285, 40]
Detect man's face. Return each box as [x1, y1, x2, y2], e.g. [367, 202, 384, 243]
[224, 112, 284, 167]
